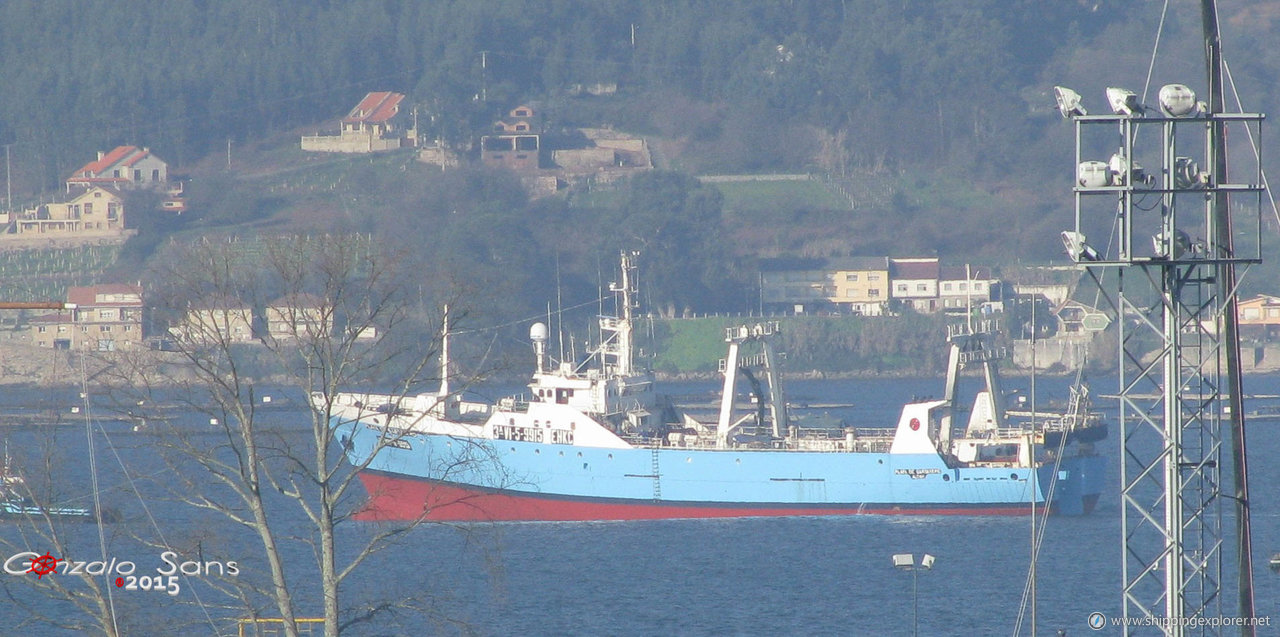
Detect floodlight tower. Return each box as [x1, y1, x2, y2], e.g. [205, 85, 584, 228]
[1055, 16, 1264, 633]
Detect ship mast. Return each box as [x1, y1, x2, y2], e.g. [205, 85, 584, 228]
[604, 250, 639, 376]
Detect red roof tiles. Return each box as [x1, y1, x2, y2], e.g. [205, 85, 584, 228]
[67, 284, 143, 307]
[343, 92, 404, 124]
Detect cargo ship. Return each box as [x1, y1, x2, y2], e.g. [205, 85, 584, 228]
[317, 253, 1106, 521]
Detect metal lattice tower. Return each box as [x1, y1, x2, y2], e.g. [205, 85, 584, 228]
[1065, 101, 1264, 634]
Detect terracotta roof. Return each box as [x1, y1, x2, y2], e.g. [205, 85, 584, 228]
[30, 313, 73, 324]
[67, 284, 143, 307]
[74, 146, 138, 178]
[343, 92, 404, 124]
[68, 146, 163, 184]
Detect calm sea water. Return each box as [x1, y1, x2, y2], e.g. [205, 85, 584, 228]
[1, 374, 1278, 636]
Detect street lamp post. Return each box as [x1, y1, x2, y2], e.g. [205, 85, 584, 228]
[892, 553, 935, 636]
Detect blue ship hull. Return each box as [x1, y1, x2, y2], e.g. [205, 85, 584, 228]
[335, 419, 1105, 521]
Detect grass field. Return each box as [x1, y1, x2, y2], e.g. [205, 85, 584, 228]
[711, 179, 847, 216]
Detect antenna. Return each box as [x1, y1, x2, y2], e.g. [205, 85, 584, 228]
[556, 255, 566, 367]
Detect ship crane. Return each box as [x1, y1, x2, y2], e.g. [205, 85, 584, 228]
[715, 322, 787, 448]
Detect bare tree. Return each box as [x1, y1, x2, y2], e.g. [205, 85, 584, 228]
[0, 430, 129, 636]
[98, 233, 496, 636]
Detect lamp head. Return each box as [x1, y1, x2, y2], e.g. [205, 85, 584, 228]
[1053, 86, 1087, 118]
[1061, 231, 1100, 262]
[1077, 161, 1111, 188]
[1106, 87, 1143, 116]
[1158, 84, 1199, 117]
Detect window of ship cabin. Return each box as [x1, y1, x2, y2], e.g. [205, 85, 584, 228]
[916, 283, 928, 292]
[556, 388, 572, 404]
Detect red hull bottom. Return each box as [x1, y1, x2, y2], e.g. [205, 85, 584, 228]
[354, 472, 1056, 522]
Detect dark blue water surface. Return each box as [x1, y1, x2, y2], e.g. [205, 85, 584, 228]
[1, 374, 1278, 636]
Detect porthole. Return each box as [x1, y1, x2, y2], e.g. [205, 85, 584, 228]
[942, 474, 950, 482]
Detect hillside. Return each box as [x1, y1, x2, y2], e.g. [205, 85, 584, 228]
[0, 1, 1278, 320]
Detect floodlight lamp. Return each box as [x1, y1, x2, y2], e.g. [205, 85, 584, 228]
[1077, 161, 1111, 188]
[1152, 229, 1193, 259]
[1158, 84, 1199, 117]
[921, 554, 936, 570]
[892, 553, 915, 569]
[1106, 87, 1143, 116]
[1174, 157, 1208, 189]
[1053, 86, 1087, 118]
[1108, 152, 1152, 187]
[1061, 231, 1100, 262]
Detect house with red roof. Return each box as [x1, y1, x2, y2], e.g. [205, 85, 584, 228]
[301, 91, 415, 153]
[65, 146, 168, 192]
[29, 284, 143, 351]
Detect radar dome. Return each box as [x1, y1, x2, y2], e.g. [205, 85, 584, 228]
[530, 322, 549, 343]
